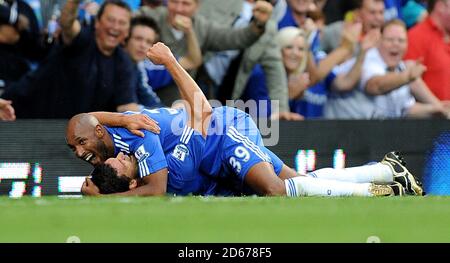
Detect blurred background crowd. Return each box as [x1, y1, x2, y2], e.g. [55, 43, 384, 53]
[0, 0, 449, 121]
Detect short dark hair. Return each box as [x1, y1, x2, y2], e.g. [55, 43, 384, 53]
[96, 0, 132, 20]
[91, 164, 131, 194]
[129, 15, 161, 41]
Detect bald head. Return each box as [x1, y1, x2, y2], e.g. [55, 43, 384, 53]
[68, 112, 100, 131]
[66, 113, 113, 166]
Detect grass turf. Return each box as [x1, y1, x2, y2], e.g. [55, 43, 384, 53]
[1, 196, 450, 243]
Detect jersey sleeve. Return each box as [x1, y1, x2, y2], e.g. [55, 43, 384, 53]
[132, 133, 167, 178]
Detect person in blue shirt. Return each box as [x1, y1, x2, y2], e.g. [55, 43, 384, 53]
[71, 42, 422, 197]
[68, 107, 208, 196]
[66, 40, 210, 196]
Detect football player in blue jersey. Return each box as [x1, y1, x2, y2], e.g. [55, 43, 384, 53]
[66, 39, 215, 196]
[68, 43, 423, 197]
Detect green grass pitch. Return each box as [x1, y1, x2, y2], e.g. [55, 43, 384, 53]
[1, 196, 450, 243]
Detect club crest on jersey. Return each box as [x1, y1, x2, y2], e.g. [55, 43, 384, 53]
[172, 144, 189, 162]
[135, 145, 150, 162]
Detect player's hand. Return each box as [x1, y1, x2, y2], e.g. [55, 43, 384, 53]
[147, 42, 176, 66]
[123, 113, 160, 137]
[271, 112, 305, 121]
[81, 177, 100, 196]
[0, 99, 16, 121]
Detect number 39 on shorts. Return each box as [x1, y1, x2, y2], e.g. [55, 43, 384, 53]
[229, 146, 250, 174]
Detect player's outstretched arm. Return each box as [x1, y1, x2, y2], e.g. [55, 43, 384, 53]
[88, 111, 160, 137]
[146, 42, 212, 137]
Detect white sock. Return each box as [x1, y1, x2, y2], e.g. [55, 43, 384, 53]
[307, 163, 393, 184]
[285, 176, 373, 197]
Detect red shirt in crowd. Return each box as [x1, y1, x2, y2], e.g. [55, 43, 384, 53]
[405, 17, 450, 100]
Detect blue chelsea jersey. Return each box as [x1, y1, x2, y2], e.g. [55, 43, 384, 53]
[105, 108, 188, 177]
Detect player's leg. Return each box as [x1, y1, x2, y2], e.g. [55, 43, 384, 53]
[223, 108, 403, 197]
[285, 176, 405, 197]
[244, 162, 286, 196]
[306, 152, 424, 195]
[260, 144, 404, 197]
[267, 156, 404, 196]
[224, 126, 401, 197]
[223, 125, 285, 195]
[307, 163, 393, 184]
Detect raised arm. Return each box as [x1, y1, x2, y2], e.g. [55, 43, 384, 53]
[88, 111, 160, 137]
[147, 42, 212, 137]
[59, 0, 82, 45]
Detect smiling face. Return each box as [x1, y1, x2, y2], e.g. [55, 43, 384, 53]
[281, 35, 307, 74]
[66, 114, 113, 166]
[95, 4, 131, 56]
[104, 152, 138, 180]
[379, 23, 407, 68]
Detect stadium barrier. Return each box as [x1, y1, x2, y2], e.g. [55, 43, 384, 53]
[1, 119, 449, 196]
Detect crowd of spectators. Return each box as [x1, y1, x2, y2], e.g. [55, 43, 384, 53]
[1, 0, 449, 121]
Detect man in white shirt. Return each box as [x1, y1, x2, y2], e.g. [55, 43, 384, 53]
[326, 19, 450, 119]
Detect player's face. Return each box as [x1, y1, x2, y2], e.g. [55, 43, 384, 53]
[104, 152, 138, 180]
[66, 125, 110, 166]
[167, 0, 198, 27]
[360, 0, 385, 33]
[282, 35, 306, 73]
[379, 24, 407, 68]
[95, 4, 131, 55]
[126, 25, 157, 62]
